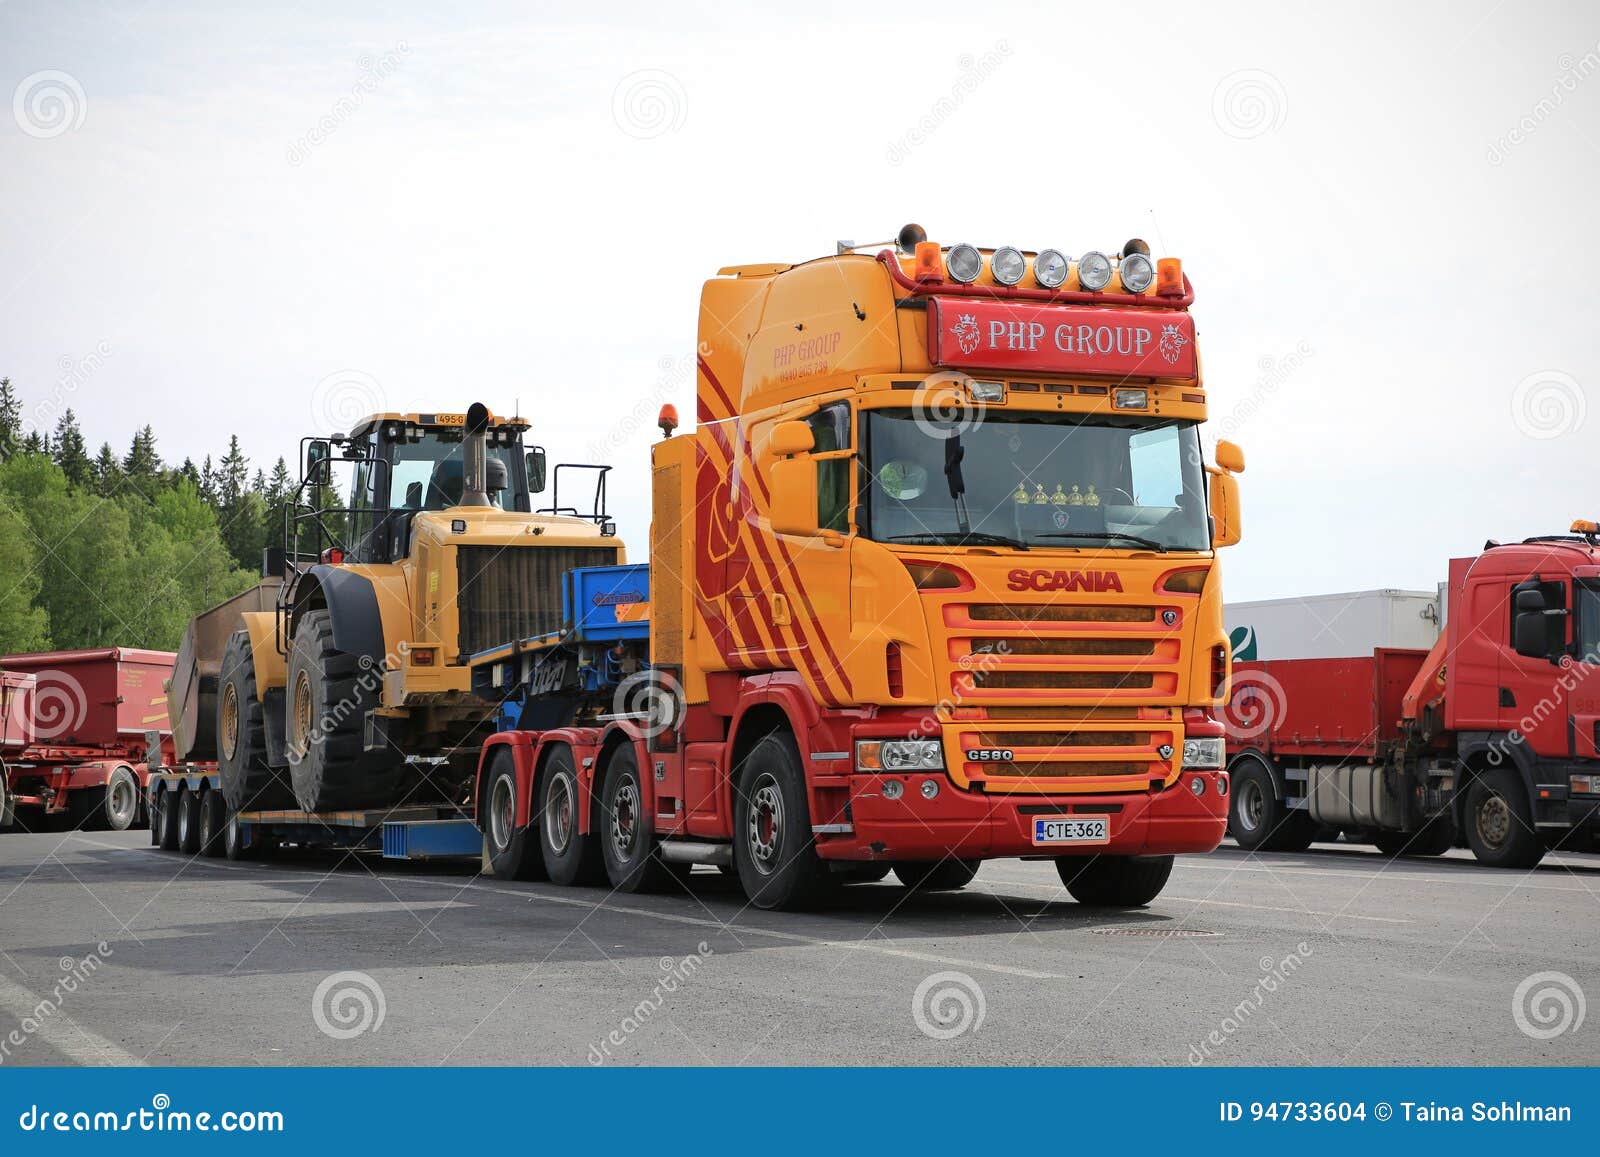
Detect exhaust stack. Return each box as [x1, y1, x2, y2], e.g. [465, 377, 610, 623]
[460, 402, 493, 508]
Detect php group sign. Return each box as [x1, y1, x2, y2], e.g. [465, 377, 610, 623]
[928, 297, 1198, 381]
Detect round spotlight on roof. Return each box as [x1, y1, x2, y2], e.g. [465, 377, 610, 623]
[1120, 252, 1155, 293]
[1077, 250, 1113, 292]
[1034, 249, 1069, 288]
[947, 243, 982, 284]
[991, 246, 1026, 286]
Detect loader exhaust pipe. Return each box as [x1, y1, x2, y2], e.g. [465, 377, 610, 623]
[460, 402, 493, 508]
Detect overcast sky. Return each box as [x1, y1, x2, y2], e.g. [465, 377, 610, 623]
[2, 0, 1595, 601]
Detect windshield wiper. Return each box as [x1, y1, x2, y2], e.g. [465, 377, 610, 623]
[1033, 530, 1168, 553]
[886, 531, 1030, 550]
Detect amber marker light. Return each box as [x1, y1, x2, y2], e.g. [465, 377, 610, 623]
[1156, 257, 1184, 296]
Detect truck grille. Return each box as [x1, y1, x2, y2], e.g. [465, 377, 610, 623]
[456, 545, 617, 660]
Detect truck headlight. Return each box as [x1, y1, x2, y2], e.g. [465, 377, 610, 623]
[856, 739, 944, 772]
[1182, 737, 1224, 770]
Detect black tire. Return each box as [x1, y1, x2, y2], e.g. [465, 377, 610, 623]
[893, 858, 980, 891]
[597, 746, 676, 893]
[1058, 854, 1175, 907]
[156, 788, 181, 851]
[537, 746, 605, 886]
[199, 789, 227, 857]
[67, 786, 108, 831]
[177, 787, 202, 854]
[1227, 757, 1313, 851]
[482, 747, 546, 881]
[222, 809, 250, 860]
[834, 863, 891, 885]
[218, 630, 294, 811]
[102, 766, 142, 832]
[1372, 819, 1454, 858]
[731, 732, 829, 910]
[1464, 768, 1544, 868]
[0, 771, 12, 831]
[285, 609, 404, 812]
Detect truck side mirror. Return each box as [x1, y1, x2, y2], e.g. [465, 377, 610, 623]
[1215, 439, 1246, 474]
[306, 440, 332, 487]
[1511, 587, 1559, 660]
[768, 421, 819, 536]
[526, 447, 547, 494]
[1207, 468, 1241, 548]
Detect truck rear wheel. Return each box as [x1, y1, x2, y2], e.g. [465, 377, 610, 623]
[732, 732, 829, 910]
[1058, 854, 1174, 907]
[103, 766, 141, 832]
[1228, 757, 1314, 851]
[218, 630, 294, 811]
[483, 747, 546, 881]
[598, 746, 677, 893]
[1372, 820, 1453, 858]
[1464, 769, 1544, 869]
[893, 859, 980, 892]
[537, 746, 605, 886]
[285, 610, 404, 812]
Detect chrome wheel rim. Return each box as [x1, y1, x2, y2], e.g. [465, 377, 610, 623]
[747, 774, 783, 875]
[107, 775, 136, 826]
[489, 775, 515, 851]
[544, 772, 575, 855]
[609, 776, 640, 861]
[177, 794, 190, 842]
[1477, 792, 1511, 849]
[1237, 776, 1264, 831]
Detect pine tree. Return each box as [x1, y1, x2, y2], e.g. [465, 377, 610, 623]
[93, 442, 122, 495]
[219, 435, 249, 505]
[123, 424, 162, 489]
[0, 378, 21, 460]
[178, 457, 201, 489]
[199, 455, 218, 506]
[52, 409, 92, 488]
[21, 430, 44, 456]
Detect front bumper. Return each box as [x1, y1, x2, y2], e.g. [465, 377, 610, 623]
[817, 769, 1228, 861]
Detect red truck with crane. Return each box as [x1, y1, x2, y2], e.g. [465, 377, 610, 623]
[1224, 523, 1600, 867]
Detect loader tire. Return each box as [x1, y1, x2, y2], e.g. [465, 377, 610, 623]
[285, 610, 404, 812]
[218, 630, 294, 811]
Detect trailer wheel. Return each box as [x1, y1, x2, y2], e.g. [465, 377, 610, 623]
[893, 859, 980, 892]
[219, 630, 294, 811]
[483, 747, 545, 881]
[537, 746, 605, 886]
[156, 788, 181, 851]
[285, 609, 404, 812]
[102, 766, 141, 832]
[1058, 854, 1174, 907]
[198, 789, 227, 857]
[222, 809, 251, 860]
[177, 787, 202, 854]
[732, 732, 829, 910]
[1464, 769, 1544, 869]
[596, 746, 676, 893]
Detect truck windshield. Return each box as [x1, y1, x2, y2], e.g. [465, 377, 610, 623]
[861, 409, 1209, 552]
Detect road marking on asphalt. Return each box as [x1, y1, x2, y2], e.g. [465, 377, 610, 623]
[0, 971, 143, 1066]
[979, 875, 1412, 924]
[1174, 857, 1600, 894]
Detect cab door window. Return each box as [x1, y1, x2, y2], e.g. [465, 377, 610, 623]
[808, 403, 852, 533]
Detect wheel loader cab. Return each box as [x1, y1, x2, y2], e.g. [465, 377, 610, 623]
[344, 416, 533, 564]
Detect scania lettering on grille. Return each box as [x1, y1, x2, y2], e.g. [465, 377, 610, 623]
[966, 748, 1015, 762]
[1007, 568, 1124, 593]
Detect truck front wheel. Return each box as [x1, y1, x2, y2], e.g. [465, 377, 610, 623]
[1464, 769, 1544, 868]
[483, 747, 546, 881]
[893, 859, 980, 892]
[732, 733, 829, 910]
[1058, 854, 1174, 907]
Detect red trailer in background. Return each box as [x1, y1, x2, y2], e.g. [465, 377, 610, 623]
[1223, 526, 1600, 867]
[0, 648, 176, 832]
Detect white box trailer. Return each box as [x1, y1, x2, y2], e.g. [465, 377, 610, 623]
[1225, 588, 1443, 661]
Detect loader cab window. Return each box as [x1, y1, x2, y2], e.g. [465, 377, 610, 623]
[384, 432, 527, 513]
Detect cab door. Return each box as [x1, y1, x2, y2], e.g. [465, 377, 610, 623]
[1498, 575, 1571, 758]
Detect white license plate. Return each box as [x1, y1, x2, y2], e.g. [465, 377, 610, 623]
[1031, 815, 1111, 846]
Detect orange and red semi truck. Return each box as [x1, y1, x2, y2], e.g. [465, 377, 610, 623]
[1224, 525, 1600, 867]
[0, 648, 175, 832]
[468, 226, 1247, 909]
